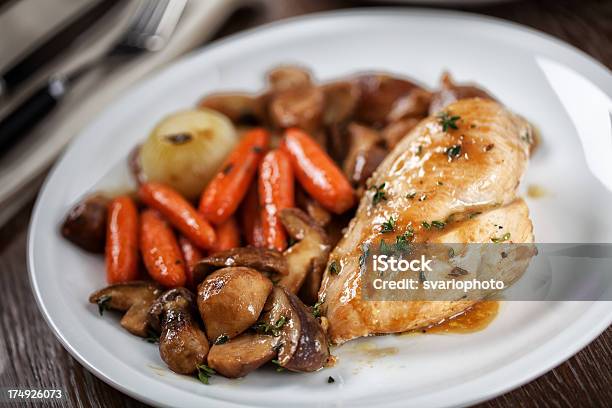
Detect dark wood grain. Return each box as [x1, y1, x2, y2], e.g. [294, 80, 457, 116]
[0, 0, 610, 407]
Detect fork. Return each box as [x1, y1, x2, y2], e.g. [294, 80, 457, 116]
[0, 0, 187, 153]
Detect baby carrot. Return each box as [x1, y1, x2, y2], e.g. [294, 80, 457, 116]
[212, 216, 241, 252]
[105, 196, 139, 284]
[178, 235, 203, 288]
[281, 128, 355, 214]
[140, 209, 186, 288]
[139, 182, 216, 250]
[199, 128, 269, 225]
[241, 185, 265, 247]
[258, 149, 295, 251]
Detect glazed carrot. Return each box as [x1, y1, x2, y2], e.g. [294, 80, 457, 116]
[241, 185, 265, 247]
[212, 216, 241, 253]
[139, 182, 216, 250]
[281, 128, 355, 214]
[178, 235, 203, 288]
[105, 196, 139, 284]
[199, 128, 269, 225]
[258, 149, 295, 251]
[140, 209, 186, 288]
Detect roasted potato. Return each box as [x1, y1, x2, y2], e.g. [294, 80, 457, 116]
[197, 267, 273, 341]
[61, 194, 109, 253]
[207, 333, 279, 378]
[139, 109, 237, 200]
[89, 281, 163, 337]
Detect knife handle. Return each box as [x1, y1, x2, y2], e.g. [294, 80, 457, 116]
[0, 77, 68, 152]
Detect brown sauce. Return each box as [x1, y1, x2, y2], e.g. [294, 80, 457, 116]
[422, 301, 500, 334]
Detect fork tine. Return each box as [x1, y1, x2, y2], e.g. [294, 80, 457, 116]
[142, 0, 169, 36]
[118, 0, 185, 52]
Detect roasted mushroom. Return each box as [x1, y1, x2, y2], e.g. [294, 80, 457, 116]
[198, 93, 267, 126]
[197, 267, 273, 341]
[193, 247, 289, 282]
[296, 187, 331, 227]
[278, 208, 330, 304]
[343, 123, 387, 187]
[148, 288, 209, 375]
[61, 194, 109, 253]
[353, 74, 422, 125]
[428, 72, 494, 114]
[387, 88, 432, 123]
[382, 117, 421, 149]
[267, 66, 312, 92]
[259, 287, 329, 372]
[321, 81, 360, 126]
[207, 333, 279, 378]
[269, 86, 325, 133]
[89, 281, 163, 337]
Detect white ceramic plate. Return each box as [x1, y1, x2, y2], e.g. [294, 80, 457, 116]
[28, 9, 612, 408]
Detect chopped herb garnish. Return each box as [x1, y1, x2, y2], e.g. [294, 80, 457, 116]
[214, 334, 229, 345]
[328, 260, 339, 275]
[421, 221, 431, 230]
[371, 183, 387, 205]
[328, 376, 335, 383]
[416, 145, 423, 156]
[359, 243, 371, 268]
[196, 364, 215, 384]
[406, 191, 416, 199]
[431, 220, 446, 229]
[97, 295, 112, 316]
[469, 212, 482, 219]
[144, 330, 159, 344]
[491, 232, 511, 243]
[312, 299, 324, 318]
[253, 316, 287, 336]
[446, 144, 462, 160]
[419, 194, 427, 202]
[380, 239, 395, 256]
[381, 217, 396, 233]
[271, 359, 285, 372]
[395, 230, 414, 250]
[448, 247, 455, 258]
[437, 111, 461, 131]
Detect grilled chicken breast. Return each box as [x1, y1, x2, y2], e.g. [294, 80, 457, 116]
[319, 98, 535, 344]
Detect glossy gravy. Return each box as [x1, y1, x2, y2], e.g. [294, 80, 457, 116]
[422, 301, 500, 334]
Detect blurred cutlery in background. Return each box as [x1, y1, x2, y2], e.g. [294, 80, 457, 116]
[0, 0, 187, 153]
[0, 0, 120, 98]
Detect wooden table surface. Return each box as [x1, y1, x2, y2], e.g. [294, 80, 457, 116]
[1, 0, 610, 407]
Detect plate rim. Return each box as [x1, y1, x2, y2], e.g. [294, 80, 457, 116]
[27, 7, 612, 408]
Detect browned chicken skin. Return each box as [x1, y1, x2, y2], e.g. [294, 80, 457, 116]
[320, 98, 535, 344]
[149, 288, 209, 375]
